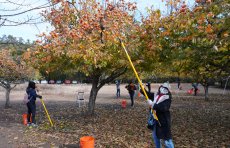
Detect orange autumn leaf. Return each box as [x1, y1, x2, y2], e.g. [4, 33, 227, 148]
[206, 24, 213, 33]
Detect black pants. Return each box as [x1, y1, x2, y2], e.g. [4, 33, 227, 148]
[178, 82, 181, 89]
[129, 91, 135, 106]
[194, 88, 198, 96]
[116, 89, 120, 98]
[27, 101, 36, 124]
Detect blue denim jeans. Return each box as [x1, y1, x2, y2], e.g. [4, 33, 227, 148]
[152, 129, 174, 148]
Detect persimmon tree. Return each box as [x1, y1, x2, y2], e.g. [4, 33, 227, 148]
[139, 0, 229, 99]
[137, 6, 189, 81]
[181, 0, 230, 99]
[30, 0, 138, 114]
[166, 0, 229, 99]
[0, 49, 33, 108]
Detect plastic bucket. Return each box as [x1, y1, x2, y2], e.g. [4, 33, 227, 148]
[22, 114, 28, 125]
[80, 136, 94, 148]
[121, 100, 127, 109]
[22, 113, 32, 125]
[187, 88, 193, 94]
[138, 92, 141, 97]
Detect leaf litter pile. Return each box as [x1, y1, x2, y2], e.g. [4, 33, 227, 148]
[0, 96, 229, 148]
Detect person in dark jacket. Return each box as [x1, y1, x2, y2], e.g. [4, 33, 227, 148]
[26, 81, 42, 127]
[192, 83, 199, 96]
[177, 78, 181, 90]
[115, 80, 121, 98]
[144, 82, 174, 148]
[146, 82, 151, 93]
[125, 81, 136, 107]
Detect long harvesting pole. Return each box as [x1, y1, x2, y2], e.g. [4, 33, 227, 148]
[40, 98, 54, 127]
[120, 40, 161, 126]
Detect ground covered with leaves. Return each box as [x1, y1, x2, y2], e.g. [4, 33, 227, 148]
[0, 94, 229, 148]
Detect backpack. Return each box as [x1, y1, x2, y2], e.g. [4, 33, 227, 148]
[147, 110, 156, 130]
[23, 93, 30, 104]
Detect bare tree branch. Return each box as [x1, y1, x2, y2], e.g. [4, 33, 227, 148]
[0, 0, 56, 27]
[1, 2, 51, 17]
[3, 15, 45, 26]
[5, 0, 26, 6]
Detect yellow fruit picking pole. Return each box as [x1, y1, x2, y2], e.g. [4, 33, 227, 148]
[120, 40, 161, 126]
[40, 98, 54, 127]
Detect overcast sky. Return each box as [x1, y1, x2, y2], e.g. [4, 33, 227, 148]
[0, 0, 194, 42]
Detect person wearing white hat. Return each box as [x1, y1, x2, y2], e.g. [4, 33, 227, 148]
[146, 82, 174, 148]
[162, 81, 171, 90]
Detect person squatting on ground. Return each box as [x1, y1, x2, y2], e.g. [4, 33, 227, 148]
[115, 80, 121, 98]
[26, 81, 42, 127]
[125, 81, 136, 107]
[192, 83, 199, 96]
[142, 82, 174, 148]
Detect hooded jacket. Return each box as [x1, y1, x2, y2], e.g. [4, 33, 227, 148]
[153, 86, 172, 140]
[26, 88, 41, 102]
[141, 86, 173, 140]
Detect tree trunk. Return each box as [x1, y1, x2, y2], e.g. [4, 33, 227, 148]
[86, 67, 127, 115]
[5, 88, 11, 108]
[88, 76, 99, 115]
[204, 85, 209, 101]
[220, 80, 223, 88]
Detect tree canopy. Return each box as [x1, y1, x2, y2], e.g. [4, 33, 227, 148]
[28, 0, 139, 114]
[4, 0, 229, 109]
[138, 0, 229, 99]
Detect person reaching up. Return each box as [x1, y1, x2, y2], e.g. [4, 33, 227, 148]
[142, 82, 174, 148]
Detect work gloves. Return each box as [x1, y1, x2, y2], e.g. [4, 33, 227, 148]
[147, 99, 155, 107]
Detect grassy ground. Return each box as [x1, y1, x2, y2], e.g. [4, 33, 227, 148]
[0, 83, 229, 147]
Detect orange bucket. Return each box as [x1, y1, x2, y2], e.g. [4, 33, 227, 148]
[121, 100, 127, 109]
[80, 136, 94, 148]
[138, 92, 141, 97]
[22, 113, 32, 125]
[22, 114, 28, 125]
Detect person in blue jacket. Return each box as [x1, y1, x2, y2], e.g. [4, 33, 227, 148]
[192, 83, 199, 96]
[26, 81, 42, 127]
